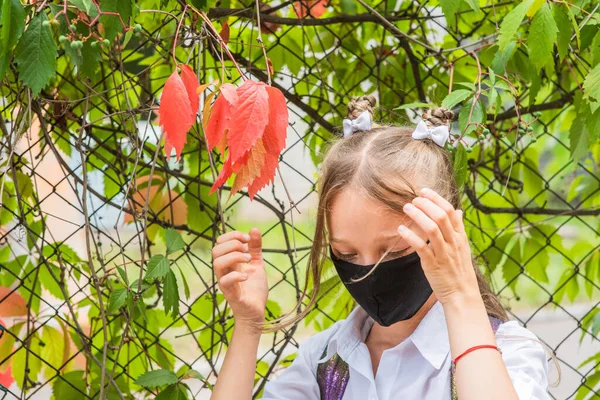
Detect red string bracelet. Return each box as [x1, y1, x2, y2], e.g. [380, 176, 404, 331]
[451, 345, 501, 373]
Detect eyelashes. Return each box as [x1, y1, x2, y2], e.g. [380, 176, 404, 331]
[336, 248, 409, 262]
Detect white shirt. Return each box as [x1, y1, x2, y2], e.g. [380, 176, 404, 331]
[261, 301, 550, 399]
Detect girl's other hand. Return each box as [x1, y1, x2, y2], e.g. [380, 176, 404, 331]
[212, 228, 268, 329]
[398, 188, 479, 306]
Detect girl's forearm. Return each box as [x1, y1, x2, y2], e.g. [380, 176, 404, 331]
[443, 294, 519, 400]
[210, 323, 261, 400]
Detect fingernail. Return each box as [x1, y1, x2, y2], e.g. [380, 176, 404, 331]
[244, 253, 252, 260]
[420, 188, 432, 195]
[244, 234, 251, 241]
[241, 273, 248, 279]
[398, 225, 407, 232]
[404, 203, 415, 211]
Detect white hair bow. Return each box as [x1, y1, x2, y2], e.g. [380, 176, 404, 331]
[342, 110, 371, 138]
[411, 120, 450, 147]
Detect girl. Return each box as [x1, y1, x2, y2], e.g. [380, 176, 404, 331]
[209, 96, 552, 400]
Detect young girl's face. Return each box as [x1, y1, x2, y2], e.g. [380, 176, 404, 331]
[328, 187, 428, 266]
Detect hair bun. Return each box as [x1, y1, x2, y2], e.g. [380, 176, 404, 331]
[422, 107, 455, 128]
[347, 94, 377, 119]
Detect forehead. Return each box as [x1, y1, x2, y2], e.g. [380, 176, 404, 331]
[327, 188, 410, 244]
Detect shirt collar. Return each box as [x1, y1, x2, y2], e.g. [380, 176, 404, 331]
[317, 301, 450, 370]
[409, 300, 450, 369]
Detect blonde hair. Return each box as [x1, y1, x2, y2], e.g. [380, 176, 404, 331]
[263, 94, 507, 332]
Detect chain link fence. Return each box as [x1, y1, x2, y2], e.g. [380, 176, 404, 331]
[0, 1, 599, 399]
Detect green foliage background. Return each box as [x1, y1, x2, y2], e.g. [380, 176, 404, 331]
[0, 0, 599, 398]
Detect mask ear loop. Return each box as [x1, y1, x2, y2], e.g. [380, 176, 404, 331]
[349, 221, 416, 284]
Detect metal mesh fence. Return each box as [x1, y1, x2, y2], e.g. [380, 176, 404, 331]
[0, 1, 599, 399]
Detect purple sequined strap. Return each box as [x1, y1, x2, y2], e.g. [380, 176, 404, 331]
[317, 353, 350, 400]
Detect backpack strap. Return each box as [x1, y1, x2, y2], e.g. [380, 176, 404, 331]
[316, 332, 350, 400]
[316, 315, 504, 400]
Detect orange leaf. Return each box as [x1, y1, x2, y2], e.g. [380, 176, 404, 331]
[123, 175, 187, 225]
[0, 287, 27, 317]
[220, 21, 230, 44]
[229, 139, 267, 198]
[180, 64, 200, 116]
[293, 0, 327, 18]
[262, 86, 288, 156]
[227, 80, 269, 164]
[248, 152, 279, 200]
[159, 70, 194, 162]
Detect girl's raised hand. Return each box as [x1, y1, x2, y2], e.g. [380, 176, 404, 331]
[212, 228, 268, 328]
[397, 188, 479, 306]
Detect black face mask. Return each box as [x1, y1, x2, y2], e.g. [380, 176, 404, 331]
[329, 245, 433, 326]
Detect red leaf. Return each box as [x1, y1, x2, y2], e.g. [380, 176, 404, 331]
[293, 0, 327, 18]
[220, 21, 230, 44]
[248, 152, 279, 200]
[180, 64, 200, 116]
[209, 156, 234, 195]
[220, 83, 238, 105]
[0, 287, 27, 317]
[227, 81, 269, 164]
[0, 366, 13, 388]
[205, 95, 231, 152]
[262, 86, 288, 156]
[159, 71, 194, 161]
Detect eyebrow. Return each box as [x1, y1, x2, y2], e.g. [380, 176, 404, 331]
[330, 232, 402, 244]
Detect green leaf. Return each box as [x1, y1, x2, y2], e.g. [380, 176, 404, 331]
[340, 0, 357, 13]
[553, 3, 572, 60]
[156, 383, 189, 400]
[108, 288, 128, 313]
[41, 325, 67, 380]
[452, 143, 469, 188]
[176, 265, 191, 300]
[99, 0, 133, 43]
[592, 313, 600, 337]
[583, 64, 600, 114]
[117, 266, 129, 286]
[522, 239, 549, 283]
[526, 0, 545, 17]
[0, 0, 26, 81]
[181, 369, 206, 381]
[458, 98, 484, 135]
[497, 0, 535, 53]
[187, 0, 208, 10]
[69, 0, 98, 18]
[145, 254, 171, 281]
[527, 3, 558, 72]
[165, 228, 185, 255]
[52, 371, 87, 400]
[441, 89, 473, 109]
[591, 31, 600, 67]
[134, 369, 179, 388]
[14, 12, 57, 96]
[393, 102, 436, 110]
[463, 0, 481, 15]
[440, 0, 461, 24]
[163, 270, 179, 318]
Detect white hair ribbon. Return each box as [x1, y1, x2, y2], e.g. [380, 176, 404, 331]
[342, 110, 371, 138]
[411, 120, 450, 147]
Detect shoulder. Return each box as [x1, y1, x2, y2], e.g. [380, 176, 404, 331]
[295, 318, 347, 367]
[495, 320, 552, 399]
[495, 320, 546, 353]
